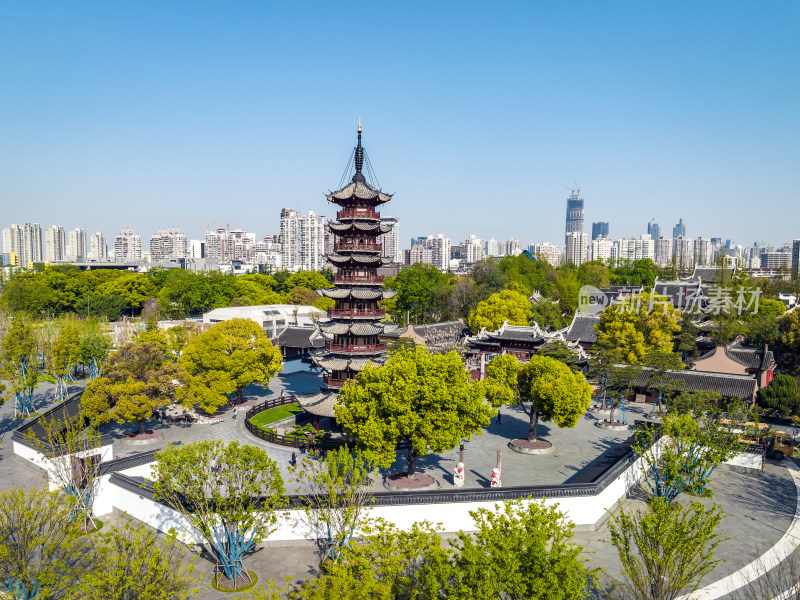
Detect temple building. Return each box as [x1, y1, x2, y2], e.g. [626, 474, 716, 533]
[298, 124, 397, 417]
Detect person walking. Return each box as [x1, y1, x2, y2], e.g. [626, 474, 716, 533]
[233, 407, 238, 420]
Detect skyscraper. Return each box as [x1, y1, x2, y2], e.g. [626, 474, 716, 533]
[45, 225, 66, 262]
[647, 221, 661, 242]
[655, 237, 673, 267]
[3, 223, 42, 267]
[565, 231, 587, 266]
[150, 228, 189, 262]
[463, 235, 485, 264]
[89, 232, 108, 261]
[591, 222, 609, 240]
[672, 218, 687, 238]
[280, 208, 325, 272]
[378, 216, 401, 262]
[67, 228, 87, 262]
[565, 191, 584, 245]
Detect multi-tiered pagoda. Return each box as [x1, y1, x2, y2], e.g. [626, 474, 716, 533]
[303, 124, 396, 414]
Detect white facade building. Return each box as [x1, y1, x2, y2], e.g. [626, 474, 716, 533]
[655, 236, 673, 267]
[202, 304, 326, 339]
[150, 228, 188, 262]
[464, 235, 485, 264]
[565, 231, 588, 266]
[590, 237, 614, 263]
[379, 216, 402, 263]
[693, 237, 713, 266]
[189, 239, 203, 259]
[89, 232, 108, 261]
[114, 228, 143, 261]
[252, 237, 282, 272]
[484, 238, 499, 257]
[673, 236, 694, 269]
[67, 228, 87, 262]
[45, 225, 66, 262]
[280, 208, 325, 272]
[506, 238, 522, 256]
[3, 223, 42, 267]
[532, 242, 560, 267]
[616, 234, 654, 262]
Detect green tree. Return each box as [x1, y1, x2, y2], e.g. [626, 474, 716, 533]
[0, 319, 41, 416]
[669, 390, 724, 416]
[595, 292, 682, 364]
[282, 270, 334, 293]
[81, 518, 198, 600]
[78, 318, 112, 379]
[152, 440, 287, 584]
[0, 487, 90, 600]
[757, 374, 800, 416]
[97, 274, 158, 315]
[642, 350, 685, 413]
[335, 347, 496, 476]
[485, 354, 592, 442]
[293, 519, 450, 600]
[385, 263, 453, 325]
[607, 500, 724, 600]
[82, 341, 182, 433]
[287, 286, 321, 307]
[290, 447, 375, 564]
[779, 308, 800, 375]
[49, 317, 82, 401]
[450, 498, 597, 600]
[530, 300, 571, 331]
[535, 340, 582, 372]
[468, 289, 533, 333]
[178, 318, 283, 412]
[744, 298, 785, 347]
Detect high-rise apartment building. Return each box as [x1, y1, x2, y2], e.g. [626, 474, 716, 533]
[89, 232, 108, 261]
[655, 236, 673, 266]
[45, 225, 66, 262]
[590, 237, 614, 263]
[565, 192, 585, 246]
[67, 228, 87, 262]
[591, 222, 609, 241]
[280, 208, 325, 272]
[189, 239, 204, 259]
[673, 235, 693, 269]
[617, 234, 655, 262]
[761, 252, 791, 270]
[484, 238, 499, 257]
[114, 228, 143, 261]
[792, 239, 800, 279]
[426, 234, 451, 271]
[531, 242, 560, 267]
[150, 228, 188, 262]
[672, 218, 687, 238]
[463, 235, 485, 264]
[693, 237, 713, 266]
[378, 216, 401, 263]
[408, 243, 433, 266]
[506, 238, 522, 256]
[565, 231, 588, 266]
[2, 223, 42, 267]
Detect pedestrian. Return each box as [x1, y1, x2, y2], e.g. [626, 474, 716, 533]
[291, 452, 297, 466]
[233, 407, 238, 420]
[497, 411, 502, 425]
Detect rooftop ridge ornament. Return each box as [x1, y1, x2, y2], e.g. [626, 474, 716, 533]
[353, 120, 365, 182]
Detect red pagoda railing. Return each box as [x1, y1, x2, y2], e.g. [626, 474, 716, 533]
[336, 241, 382, 252]
[329, 308, 386, 318]
[327, 342, 387, 353]
[334, 274, 384, 284]
[338, 208, 380, 220]
[323, 374, 348, 388]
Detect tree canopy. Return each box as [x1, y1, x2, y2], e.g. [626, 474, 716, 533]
[468, 289, 534, 333]
[335, 347, 496, 475]
[757, 374, 800, 416]
[178, 318, 282, 412]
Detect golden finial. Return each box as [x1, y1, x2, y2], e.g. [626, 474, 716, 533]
[357, 116, 362, 133]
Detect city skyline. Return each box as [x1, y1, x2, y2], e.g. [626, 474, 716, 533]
[0, 3, 798, 246]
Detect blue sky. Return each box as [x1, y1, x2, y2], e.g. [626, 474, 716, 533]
[1, 1, 798, 248]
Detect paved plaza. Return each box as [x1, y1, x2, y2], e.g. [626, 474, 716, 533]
[2, 365, 800, 598]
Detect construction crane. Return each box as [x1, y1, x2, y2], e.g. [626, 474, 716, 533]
[187, 221, 215, 232]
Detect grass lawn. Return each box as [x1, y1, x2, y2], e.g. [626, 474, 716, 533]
[249, 403, 303, 428]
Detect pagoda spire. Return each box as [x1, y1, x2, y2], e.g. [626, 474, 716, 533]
[353, 119, 365, 183]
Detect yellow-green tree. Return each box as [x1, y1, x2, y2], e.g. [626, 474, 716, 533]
[595, 292, 682, 364]
[178, 318, 283, 413]
[335, 347, 497, 476]
[468, 289, 534, 333]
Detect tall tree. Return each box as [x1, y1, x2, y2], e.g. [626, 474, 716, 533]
[595, 292, 682, 364]
[0, 487, 90, 600]
[335, 347, 496, 476]
[484, 354, 592, 442]
[290, 447, 375, 564]
[81, 519, 198, 600]
[0, 319, 41, 416]
[757, 374, 800, 417]
[49, 317, 82, 401]
[607, 500, 724, 600]
[384, 263, 453, 325]
[82, 341, 182, 433]
[468, 289, 534, 333]
[152, 440, 286, 585]
[450, 498, 598, 600]
[78, 318, 112, 379]
[178, 318, 283, 412]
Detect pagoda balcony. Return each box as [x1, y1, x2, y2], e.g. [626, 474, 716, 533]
[323, 374, 348, 388]
[327, 342, 387, 353]
[338, 208, 380, 220]
[336, 241, 382, 252]
[334, 274, 384, 284]
[329, 308, 386, 318]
